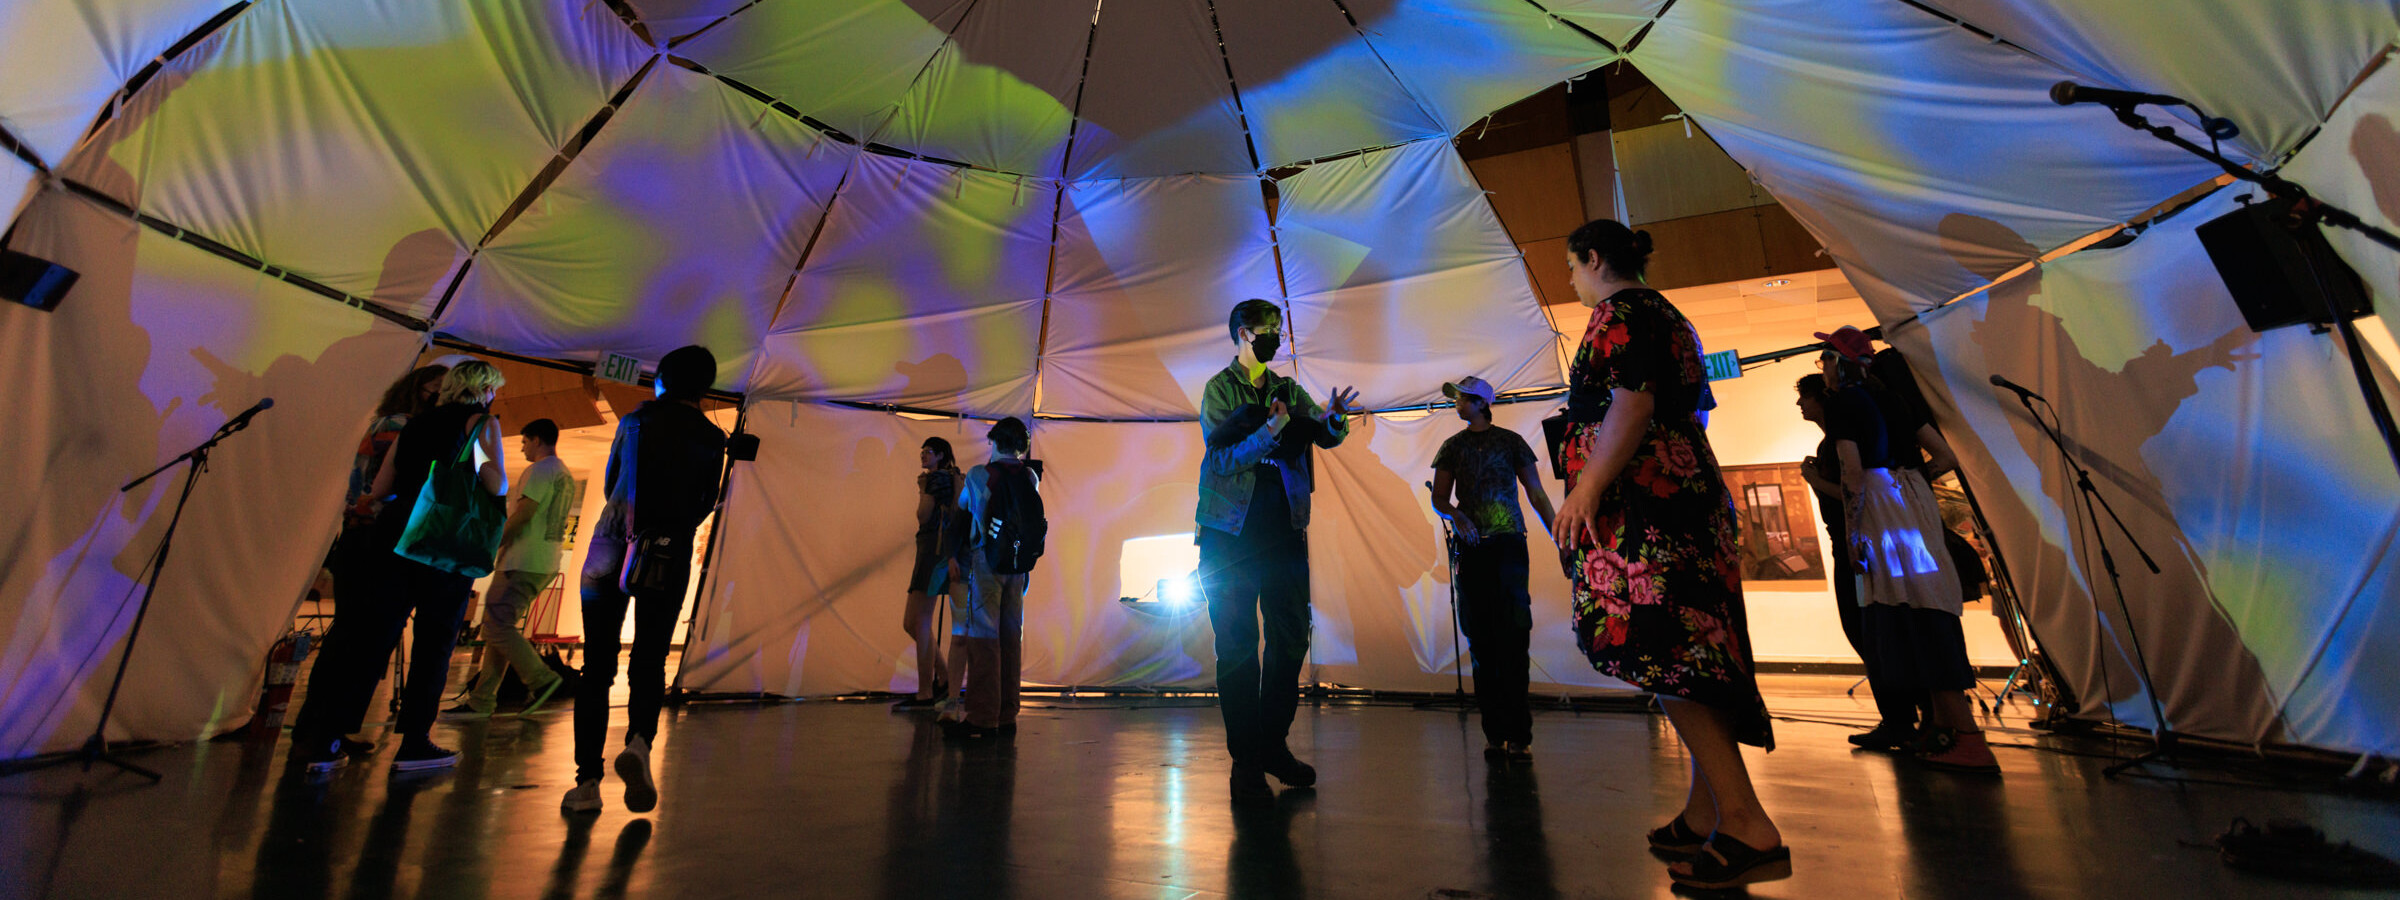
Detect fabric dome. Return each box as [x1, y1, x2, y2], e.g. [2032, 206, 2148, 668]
[5, 0, 2400, 762]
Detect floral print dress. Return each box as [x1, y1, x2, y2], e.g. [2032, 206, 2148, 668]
[1562, 288, 1772, 749]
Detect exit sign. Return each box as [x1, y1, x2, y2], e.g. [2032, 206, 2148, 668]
[596, 352, 645, 386]
[1703, 349, 1742, 382]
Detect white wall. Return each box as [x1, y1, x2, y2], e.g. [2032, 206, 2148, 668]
[1701, 355, 2018, 667]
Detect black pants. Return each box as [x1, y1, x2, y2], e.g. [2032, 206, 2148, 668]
[317, 530, 391, 734]
[1199, 524, 1311, 767]
[1832, 552, 1925, 727]
[1457, 533, 1533, 747]
[574, 530, 689, 782]
[293, 549, 471, 745]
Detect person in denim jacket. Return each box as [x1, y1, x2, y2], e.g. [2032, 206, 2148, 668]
[1195, 298, 1358, 807]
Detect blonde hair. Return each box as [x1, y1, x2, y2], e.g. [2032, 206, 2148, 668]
[434, 360, 505, 406]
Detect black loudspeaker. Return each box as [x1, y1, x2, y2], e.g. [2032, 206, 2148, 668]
[0, 249, 78, 312]
[2197, 195, 2372, 333]
[725, 432, 760, 461]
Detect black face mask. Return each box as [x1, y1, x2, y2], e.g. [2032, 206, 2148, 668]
[1249, 332, 1281, 363]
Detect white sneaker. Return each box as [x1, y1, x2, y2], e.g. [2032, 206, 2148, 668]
[615, 734, 657, 813]
[561, 778, 602, 814]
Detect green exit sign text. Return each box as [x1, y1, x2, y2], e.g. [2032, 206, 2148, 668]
[1703, 349, 1741, 382]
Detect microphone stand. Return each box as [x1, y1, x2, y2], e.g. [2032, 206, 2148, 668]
[1, 404, 271, 783]
[1417, 482, 1473, 711]
[2090, 102, 2400, 479]
[2005, 387, 2176, 776]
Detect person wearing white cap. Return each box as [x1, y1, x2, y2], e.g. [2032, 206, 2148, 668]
[1430, 375, 1556, 761]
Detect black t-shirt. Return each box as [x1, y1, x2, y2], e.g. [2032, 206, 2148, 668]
[1870, 348, 1936, 469]
[1825, 385, 1891, 470]
[1245, 460, 1295, 539]
[1811, 434, 1847, 541]
[1867, 383, 1925, 470]
[598, 400, 729, 540]
[370, 401, 489, 550]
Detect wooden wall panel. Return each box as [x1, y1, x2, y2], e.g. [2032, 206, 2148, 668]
[1468, 143, 1587, 244]
[1521, 236, 1574, 307]
[1613, 121, 1759, 225]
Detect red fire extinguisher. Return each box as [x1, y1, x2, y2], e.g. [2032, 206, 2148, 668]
[236, 631, 312, 741]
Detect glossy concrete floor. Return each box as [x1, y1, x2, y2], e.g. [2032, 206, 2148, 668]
[4, 671, 2396, 900]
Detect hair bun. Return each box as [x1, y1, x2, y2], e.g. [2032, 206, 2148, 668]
[1631, 230, 1654, 255]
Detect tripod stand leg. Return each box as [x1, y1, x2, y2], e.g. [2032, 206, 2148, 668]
[87, 752, 160, 782]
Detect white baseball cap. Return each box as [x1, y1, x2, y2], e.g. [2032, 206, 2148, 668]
[1442, 376, 1496, 407]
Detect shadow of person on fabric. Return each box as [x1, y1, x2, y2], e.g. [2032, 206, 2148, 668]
[2351, 114, 2400, 302]
[1313, 412, 1448, 687]
[896, 353, 971, 414]
[1950, 213, 2279, 741]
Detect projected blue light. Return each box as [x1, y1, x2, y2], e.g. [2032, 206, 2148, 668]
[1157, 574, 1201, 607]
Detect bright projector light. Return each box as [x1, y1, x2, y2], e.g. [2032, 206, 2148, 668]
[1158, 574, 1200, 606]
[1119, 534, 1202, 617]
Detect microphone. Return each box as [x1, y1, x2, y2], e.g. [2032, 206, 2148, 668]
[1988, 374, 2043, 401]
[2050, 81, 2186, 109]
[222, 397, 276, 432]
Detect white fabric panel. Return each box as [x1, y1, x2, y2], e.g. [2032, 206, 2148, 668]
[1544, 0, 1674, 47]
[677, 403, 953, 697]
[1633, 0, 2225, 314]
[1065, 0, 1254, 178]
[440, 65, 856, 394]
[1020, 418, 1217, 688]
[1896, 188, 2400, 751]
[1922, 0, 2399, 162]
[679, 401, 1636, 698]
[3, 156, 35, 227]
[2285, 51, 2400, 323]
[2257, 57, 2400, 755]
[1274, 140, 1560, 408]
[749, 154, 1046, 414]
[59, 0, 651, 316]
[884, 0, 1094, 177]
[0, 0, 229, 166]
[1213, 0, 1444, 170]
[1038, 174, 1281, 418]
[0, 190, 421, 756]
[673, 0, 970, 146]
[680, 405, 1221, 695]
[1288, 259, 1562, 410]
[1334, 0, 1611, 135]
[1309, 404, 1636, 695]
[624, 0, 749, 42]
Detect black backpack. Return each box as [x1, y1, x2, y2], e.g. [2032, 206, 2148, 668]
[981, 460, 1046, 575]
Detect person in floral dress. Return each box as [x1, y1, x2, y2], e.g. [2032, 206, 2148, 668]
[1550, 219, 1786, 891]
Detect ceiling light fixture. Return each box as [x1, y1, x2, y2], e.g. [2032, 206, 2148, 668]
[1763, 279, 1792, 287]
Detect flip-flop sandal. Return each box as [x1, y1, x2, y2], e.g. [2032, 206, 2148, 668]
[1646, 815, 1708, 862]
[1670, 832, 1792, 890]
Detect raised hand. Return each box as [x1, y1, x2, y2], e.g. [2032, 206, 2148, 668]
[1327, 386, 1361, 419]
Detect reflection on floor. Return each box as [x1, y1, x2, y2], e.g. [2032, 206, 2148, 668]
[3, 674, 2395, 899]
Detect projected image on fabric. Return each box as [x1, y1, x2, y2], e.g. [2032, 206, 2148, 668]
[1929, 209, 2295, 741]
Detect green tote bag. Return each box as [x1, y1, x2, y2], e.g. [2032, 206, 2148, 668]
[395, 415, 507, 577]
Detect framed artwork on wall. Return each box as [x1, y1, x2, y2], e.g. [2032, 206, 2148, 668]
[1721, 462, 1828, 587]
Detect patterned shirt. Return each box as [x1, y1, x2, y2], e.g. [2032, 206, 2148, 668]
[1433, 426, 1540, 538]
